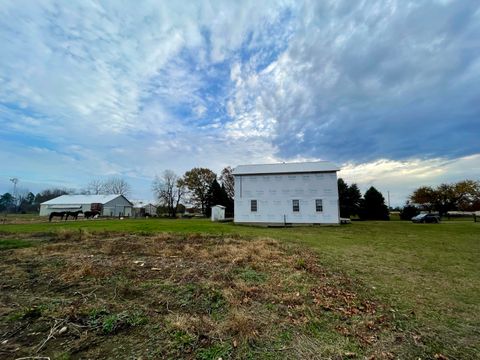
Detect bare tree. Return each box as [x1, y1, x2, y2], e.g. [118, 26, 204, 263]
[152, 170, 186, 217]
[103, 177, 131, 196]
[219, 166, 234, 200]
[85, 178, 106, 195]
[34, 188, 71, 204]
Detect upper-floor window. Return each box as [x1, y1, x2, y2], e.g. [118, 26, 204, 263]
[251, 200, 258, 212]
[316, 199, 323, 212]
[292, 199, 300, 212]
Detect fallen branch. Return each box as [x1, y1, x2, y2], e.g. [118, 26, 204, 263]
[35, 319, 64, 353]
[73, 288, 98, 303]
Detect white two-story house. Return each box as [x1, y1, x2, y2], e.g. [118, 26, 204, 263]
[233, 161, 340, 225]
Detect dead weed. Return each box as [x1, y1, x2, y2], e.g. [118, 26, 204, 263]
[0, 232, 410, 359]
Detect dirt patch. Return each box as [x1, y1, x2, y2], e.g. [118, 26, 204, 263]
[0, 232, 418, 359]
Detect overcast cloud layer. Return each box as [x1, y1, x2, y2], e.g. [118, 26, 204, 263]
[1, 0, 479, 204]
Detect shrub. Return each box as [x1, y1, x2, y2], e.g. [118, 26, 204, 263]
[400, 205, 420, 220]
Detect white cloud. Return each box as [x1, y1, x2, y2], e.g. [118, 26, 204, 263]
[339, 154, 480, 206]
[222, 0, 480, 161]
[0, 0, 479, 203]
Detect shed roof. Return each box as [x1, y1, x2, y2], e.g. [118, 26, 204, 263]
[41, 194, 128, 205]
[233, 161, 339, 175]
[131, 200, 158, 208]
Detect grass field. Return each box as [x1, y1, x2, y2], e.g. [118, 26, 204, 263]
[0, 217, 479, 359]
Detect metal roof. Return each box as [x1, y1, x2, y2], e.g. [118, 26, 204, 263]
[49, 205, 82, 209]
[233, 161, 339, 175]
[131, 200, 158, 208]
[41, 194, 128, 205]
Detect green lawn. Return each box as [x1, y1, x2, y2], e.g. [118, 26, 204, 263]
[0, 238, 36, 250]
[1, 218, 479, 358]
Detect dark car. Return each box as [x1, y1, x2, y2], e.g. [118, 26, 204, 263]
[412, 213, 440, 223]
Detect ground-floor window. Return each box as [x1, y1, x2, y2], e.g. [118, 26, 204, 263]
[251, 199, 257, 212]
[316, 199, 323, 212]
[292, 199, 300, 212]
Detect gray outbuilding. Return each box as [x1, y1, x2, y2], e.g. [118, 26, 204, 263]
[132, 200, 158, 217]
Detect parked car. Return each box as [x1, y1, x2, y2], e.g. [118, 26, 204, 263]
[411, 213, 440, 223]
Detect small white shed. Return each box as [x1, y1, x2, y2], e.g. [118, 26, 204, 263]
[211, 205, 226, 222]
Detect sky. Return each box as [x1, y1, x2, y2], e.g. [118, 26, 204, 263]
[1, 0, 479, 206]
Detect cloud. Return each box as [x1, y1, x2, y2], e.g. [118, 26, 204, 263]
[339, 153, 480, 206]
[226, 0, 480, 162]
[0, 0, 479, 203]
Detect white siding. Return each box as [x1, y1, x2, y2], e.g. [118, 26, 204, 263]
[211, 206, 226, 221]
[103, 196, 133, 217]
[39, 194, 133, 217]
[39, 203, 92, 216]
[234, 171, 339, 224]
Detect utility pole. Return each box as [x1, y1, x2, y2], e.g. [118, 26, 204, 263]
[10, 177, 18, 212]
[387, 190, 391, 209]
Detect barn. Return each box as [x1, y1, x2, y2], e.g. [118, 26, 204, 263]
[132, 200, 158, 217]
[233, 161, 340, 225]
[40, 194, 133, 217]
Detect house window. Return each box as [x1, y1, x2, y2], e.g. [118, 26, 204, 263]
[251, 200, 257, 212]
[292, 199, 300, 212]
[316, 199, 323, 212]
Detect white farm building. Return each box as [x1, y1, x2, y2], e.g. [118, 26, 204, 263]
[131, 200, 158, 217]
[40, 194, 133, 217]
[233, 161, 340, 225]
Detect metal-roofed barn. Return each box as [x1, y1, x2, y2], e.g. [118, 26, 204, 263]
[232, 161, 340, 225]
[40, 194, 133, 217]
[131, 200, 158, 217]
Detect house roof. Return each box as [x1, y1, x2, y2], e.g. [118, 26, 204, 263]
[233, 161, 339, 175]
[41, 194, 129, 205]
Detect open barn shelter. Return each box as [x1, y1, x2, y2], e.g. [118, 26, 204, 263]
[40, 194, 133, 217]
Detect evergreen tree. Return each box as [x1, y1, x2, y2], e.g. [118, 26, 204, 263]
[400, 202, 420, 220]
[338, 178, 349, 217]
[359, 187, 390, 220]
[205, 180, 226, 217]
[338, 179, 362, 218]
[0, 193, 14, 212]
[221, 183, 234, 216]
[347, 183, 362, 217]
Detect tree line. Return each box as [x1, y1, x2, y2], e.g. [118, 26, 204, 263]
[337, 179, 390, 220]
[3, 170, 478, 220]
[338, 178, 479, 221]
[152, 167, 234, 218]
[0, 188, 69, 213]
[0, 177, 132, 214]
[405, 180, 479, 218]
